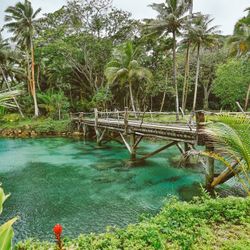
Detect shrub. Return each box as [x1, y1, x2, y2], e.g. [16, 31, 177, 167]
[15, 196, 250, 250]
[1, 113, 22, 123]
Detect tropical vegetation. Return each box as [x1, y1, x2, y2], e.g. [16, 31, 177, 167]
[0, 0, 250, 248]
[16, 195, 250, 250]
[0, 0, 249, 117]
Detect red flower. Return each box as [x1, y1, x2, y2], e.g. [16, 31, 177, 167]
[53, 224, 63, 238]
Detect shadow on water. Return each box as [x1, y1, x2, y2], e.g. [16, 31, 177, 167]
[0, 138, 203, 242]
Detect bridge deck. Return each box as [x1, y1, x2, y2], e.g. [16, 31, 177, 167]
[73, 117, 198, 144]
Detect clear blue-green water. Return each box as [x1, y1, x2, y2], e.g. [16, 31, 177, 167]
[0, 138, 203, 242]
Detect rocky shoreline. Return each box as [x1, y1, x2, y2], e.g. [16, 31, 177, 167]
[0, 128, 84, 138]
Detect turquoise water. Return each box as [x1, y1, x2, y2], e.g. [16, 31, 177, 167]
[0, 138, 203, 242]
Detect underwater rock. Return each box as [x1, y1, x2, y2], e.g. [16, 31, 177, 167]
[178, 182, 202, 201]
[143, 175, 182, 186]
[91, 160, 122, 171]
[93, 175, 117, 184]
[169, 154, 200, 169]
[164, 175, 182, 182]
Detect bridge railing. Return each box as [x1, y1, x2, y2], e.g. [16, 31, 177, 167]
[70, 109, 250, 129]
[70, 109, 192, 124]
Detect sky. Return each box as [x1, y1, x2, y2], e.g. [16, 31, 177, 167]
[0, 0, 249, 36]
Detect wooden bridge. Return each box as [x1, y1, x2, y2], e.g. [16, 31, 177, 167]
[70, 109, 249, 192]
[70, 108, 208, 162]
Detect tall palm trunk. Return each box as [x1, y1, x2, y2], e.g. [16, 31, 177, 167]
[192, 44, 200, 111]
[203, 87, 209, 110]
[245, 84, 250, 111]
[181, 44, 190, 112]
[189, 0, 193, 15]
[129, 81, 136, 112]
[173, 30, 179, 120]
[26, 50, 31, 94]
[30, 40, 39, 116]
[160, 91, 166, 112]
[182, 1, 193, 112]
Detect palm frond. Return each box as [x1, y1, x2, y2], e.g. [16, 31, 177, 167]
[205, 115, 250, 169]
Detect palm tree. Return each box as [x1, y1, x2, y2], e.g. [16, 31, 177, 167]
[228, 7, 250, 56]
[203, 115, 250, 194]
[188, 14, 219, 111]
[4, 0, 41, 116]
[181, 0, 193, 112]
[105, 42, 152, 112]
[147, 0, 189, 119]
[228, 8, 250, 111]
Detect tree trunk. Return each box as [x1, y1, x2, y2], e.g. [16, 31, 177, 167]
[203, 91, 209, 110]
[244, 84, 250, 111]
[58, 107, 61, 120]
[129, 81, 136, 112]
[173, 31, 179, 120]
[160, 91, 166, 112]
[26, 50, 31, 94]
[189, 0, 193, 15]
[182, 44, 190, 112]
[150, 96, 153, 111]
[192, 45, 200, 111]
[30, 40, 39, 117]
[36, 64, 41, 92]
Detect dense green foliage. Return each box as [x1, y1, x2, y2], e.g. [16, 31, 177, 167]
[204, 115, 250, 193]
[213, 59, 250, 110]
[0, 186, 17, 250]
[0, 114, 70, 133]
[16, 196, 250, 249]
[0, 0, 249, 116]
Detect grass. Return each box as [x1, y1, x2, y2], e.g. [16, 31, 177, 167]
[0, 113, 71, 133]
[15, 195, 250, 250]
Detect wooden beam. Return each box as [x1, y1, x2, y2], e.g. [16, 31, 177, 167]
[120, 132, 132, 154]
[140, 141, 176, 161]
[98, 128, 106, 143]
[176, 143, 185, 155]
[134, 135, 143, 148]
[124, 107, 128, 135]
[211, 161, 240, 187]
[205, 145, 215, 191]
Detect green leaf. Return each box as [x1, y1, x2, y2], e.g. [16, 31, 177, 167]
[0, 187, 10, 215]
[0, 217, 18, 250]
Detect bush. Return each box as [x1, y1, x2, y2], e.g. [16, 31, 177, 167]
[15, 196, 250, 250]
[1, 113, 22, 123]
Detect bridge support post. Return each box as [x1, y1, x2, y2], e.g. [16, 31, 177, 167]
[205, 145, 215, 192]
[94, 108, 106, 146]
[183, 142, 191, 167]
[83, 124, 87, 139]
[130, 133, 136, 161]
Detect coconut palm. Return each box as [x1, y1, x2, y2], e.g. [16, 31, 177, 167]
[188, 14, 219, 111]
[228, 7, 250, 56]
[146, 0, 190, 119]
[4, 0, 41, 116]
[181, 0, 194, 112]
[203, 115, 250, 194]
[105, 41, 152, 112]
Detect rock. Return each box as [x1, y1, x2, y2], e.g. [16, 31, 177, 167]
[72, 131, 81, 136]
[92, 161, 122, 171]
